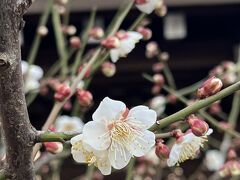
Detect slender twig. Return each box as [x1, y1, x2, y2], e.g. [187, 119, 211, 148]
[125, 158, 135, 180]
[128, 13, 146, 31]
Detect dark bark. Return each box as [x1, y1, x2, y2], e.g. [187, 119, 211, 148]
[0, 0, 35, 179]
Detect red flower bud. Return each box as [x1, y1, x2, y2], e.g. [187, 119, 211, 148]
[146, 41, 159, 58]
[152, 62, 164, 73]
[89, 27, 104, 40]
[78, 63, 91, 78]
[101, 36, 120, 49]
[54, 84, 71, 102]
[44, 142, 63, 154]
[151, 84, 162, 95]
[187, 116, 209, 136]
[155, 140, 170, 160]
[137, 26, 152, 40]
[76, 89, 93, 106]
[135, 0, 148, 5]
[197, 77, 223, 99]
[70, 36, 81, 48]
[101, 62, 116, 77]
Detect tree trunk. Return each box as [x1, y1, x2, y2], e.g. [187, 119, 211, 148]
[0, 0, 35, 179]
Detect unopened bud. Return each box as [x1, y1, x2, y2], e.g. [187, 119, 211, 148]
[67, 25, 77, 35]
[135, 0, 148, 5]
[70, 36, 81, 48]
[152, 62, 164, 72]
[209, 102, 222, 114]
[227, 148, 237, 160]
[101, 62, 116, 77]
[76, 89, 93, 106]
[44, 142, 63, 154]
[151, 84, 162, 95]
[101, 36, 120, 49]
[153, 74, 165, 85]
[158, 52, 169, 62]
[155, 140, 170, 160]
[89, 27, 104, 39]
[78, 63, 91, 78]
[54, 84, 71, 102]
[197, 77, 223, 99]
[155, 2, 167, 17]
[146, 41, 159, 58]
[187, 116, 209, 136]
[137, 26, 152, 40]
[37, 26, 48, 37]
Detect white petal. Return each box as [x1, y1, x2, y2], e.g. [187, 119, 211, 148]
[128, 106, 157, 129]
[108, 145, 131, 169]
[97, 158, 112, 175]
[135, 0, 159, 14]
[167, 144, 182, 166]
[119, 40, 135, 56]
[127, 31, 143, 42]
[70, 134, 83, 145]
[92, 97, 126, 122]
[128, 130, 155, 157]
[71, 135, 86, 163]
[82, 121, 110, 150]
[206, 128, 213, 135]
[110, 49, 120, 63]
[29, 64, 44, 80]
[21, 61, 29, 74]
[24, 79, 40, 92]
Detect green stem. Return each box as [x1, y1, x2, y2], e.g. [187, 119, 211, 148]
[125, 158, 135, 180]
[162, 62, 176, 89]
[37, 131, 79, 142]
[85, 165, 95, 180]
[26, 0, 53, 65]
[149, 81, 240, 132]
[71, 8, 96, 75]
[128, 13, 146, 31]
[52, 6, 68, 78]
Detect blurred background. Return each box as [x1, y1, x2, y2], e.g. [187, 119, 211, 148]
[20, 0, 240, 179]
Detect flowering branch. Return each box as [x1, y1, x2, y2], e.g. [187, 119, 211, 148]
[149, 81, 240, 132]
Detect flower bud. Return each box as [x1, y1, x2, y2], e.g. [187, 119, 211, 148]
[70, 36, 81, 48]
[146, 41, 159, 58]
[137, 26, 152, 40]
[101, 36, 120, 49]
[158, 52, 169, 62]
[187, 116, 209, 136]
[151, 84, 162, 95]
[167, 94, 177, 104]
[155, 140, 170, 160]
[153, 74, 165, 85]
[54, 84, 71, 102]
[89, 27, 104, 40]
[152, 62, 164, 73]
[37, 26, 48, 37]
[227, 148, 237, 160]
[63, 100, 72, 110]
[78, 63, 91, 78]
[44, 142, 63, 154]
[209, 102, 222, 114]
[76, 89, 93, 106]
[197, 77, 223, 99]
[101, 62, 116, 77]
[134, 0, 148, 5]
[67, 25, 77, 35]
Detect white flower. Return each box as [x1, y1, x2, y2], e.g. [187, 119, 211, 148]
[205, 150, 224, 171]
[135, 0, 160, 14]
[82, 97, 156, 170]
[167, 129, 213, 167]
[149, 95, 166, 116]
[55, 115, 84, 132]
[71, 134, 111, 175]
[21, 61, 44, 93]
[110, 31, 142, 63]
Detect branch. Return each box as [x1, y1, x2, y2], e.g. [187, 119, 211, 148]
[149, 81, 240, 132]
[16, 0, 34, 15]
[36, 131, 79, 142]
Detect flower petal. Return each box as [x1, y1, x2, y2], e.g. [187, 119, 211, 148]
[108, 145, 131, 169]
[128, 130, 155, 157]
[135, 0, 158, 14]
[82, 121, 110, 150]
[167, 144, 182, 167]
[128, 105, 157, 129]
[97, 158, 112, 175]
[70, 134, 83, 145]
[110, 49, 120, 63]
[92, 97, 126, 122]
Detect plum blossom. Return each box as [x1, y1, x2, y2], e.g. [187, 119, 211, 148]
[110, 31, 142, 63]
[55, 115, 84, 132]
[135, 0, 160, 14]
[21, 61, 44, 93]
[205, 150, 224, 171]
[167, 129, 213, 167]
[71, 134, 111, 175]
[82, 97, 156, 169]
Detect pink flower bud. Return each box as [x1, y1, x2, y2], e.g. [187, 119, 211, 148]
[137, 26, 152, 40]
[76, 89, 93, 106]
[172, 129, 183, 139]
[146, 41, 159, 58]
[167, 94, 177, 104]
[209, 102, 222, 114]
[219, 160, 240, 177]
[89, 27, 104, 40]
[67, 25, 77, 35]
[101, 62, 116, 77]
[227, 148, 237, 160]
[70, 36, 81, 48]
[151, 84, 162, 95]
[153, 74, 165, 85]
[152, 62, 164, 73]
[54, 84, 71, 102]
[101, 36, 120, 49]
[155, 140, 170, 160]
[135, 0, 148, 5]
[44, 142, 63, 154]
[187, 116, 209, 136]
[37, 26, 48, 37]
[197, 77, 223, 99]
[63, 100, 72, 110]
[78, 63, 91, 78]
